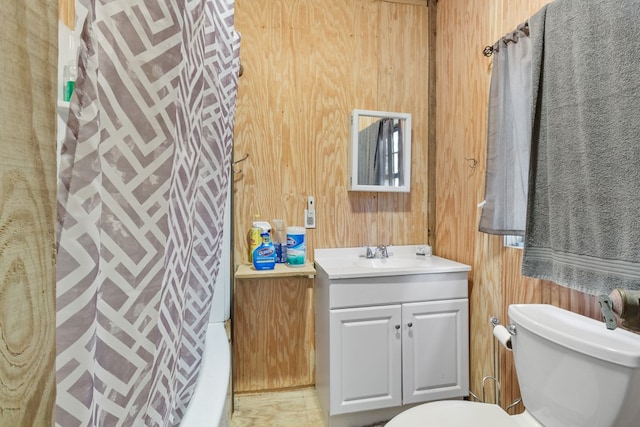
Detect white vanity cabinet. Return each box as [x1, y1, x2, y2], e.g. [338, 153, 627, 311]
[329, 299, 469, 414]
[329, 305, 403, 414]
[401, 299, 469, 404]
[314, 248, 471, 426]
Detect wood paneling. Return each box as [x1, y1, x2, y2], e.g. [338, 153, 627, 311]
[235, 0, 604, 400]
[234, 278, 315, 392]
[435, 0, 601, 411]
[0, 0, 57, 425]
[435, 0, 500, 403]
[426, 0, 437, 246]
[233, 0, 429, 392]
[59, 0, 74, 29]
[234, 0, 429, 264]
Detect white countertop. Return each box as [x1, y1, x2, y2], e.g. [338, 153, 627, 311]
[314, 246, 471, 279]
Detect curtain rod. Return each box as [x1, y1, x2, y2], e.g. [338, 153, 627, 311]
[483, 21, 529, 57]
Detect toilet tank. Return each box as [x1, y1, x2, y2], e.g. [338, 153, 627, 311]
[509, 304, 640, 427]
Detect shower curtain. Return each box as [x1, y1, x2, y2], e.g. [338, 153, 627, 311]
[55, 0, 240, 425]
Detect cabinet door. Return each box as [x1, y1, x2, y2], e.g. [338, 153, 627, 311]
[402, 299, 469, 404]
[329, 305, 402, 415]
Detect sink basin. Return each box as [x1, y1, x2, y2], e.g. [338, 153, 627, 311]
[352, 257, 427, 269]
[314, 246, 471, 279]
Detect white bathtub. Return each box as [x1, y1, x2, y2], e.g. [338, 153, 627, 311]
[181, 321, 231, 427]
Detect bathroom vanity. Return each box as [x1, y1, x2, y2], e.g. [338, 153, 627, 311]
[314, 247, 471, 426]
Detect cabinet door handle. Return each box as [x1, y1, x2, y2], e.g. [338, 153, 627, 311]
[407, 322, 413, 328]
[395, 324, 400, 330]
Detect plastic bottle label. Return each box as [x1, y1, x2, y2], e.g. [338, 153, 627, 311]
[248, 227, 261, 262]
[275, 242, 287, 263]
[286, 233, 305, 266]
[253, 233, 276, 270]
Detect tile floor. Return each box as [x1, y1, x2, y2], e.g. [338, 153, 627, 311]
[230, 388, 325, 427]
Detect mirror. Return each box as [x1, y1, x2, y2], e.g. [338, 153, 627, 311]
[349, 109, 412, 192]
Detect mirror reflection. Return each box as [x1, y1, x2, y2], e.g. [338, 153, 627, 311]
[349, 109, 411, 192]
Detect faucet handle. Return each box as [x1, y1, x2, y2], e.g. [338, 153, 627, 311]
[363, 246, 375, 258]
[376, 244, 389, 258]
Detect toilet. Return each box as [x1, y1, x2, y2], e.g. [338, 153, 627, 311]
[386, 304, 640, 427]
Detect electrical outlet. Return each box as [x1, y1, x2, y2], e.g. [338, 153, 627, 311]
[305, 196, 316, 228]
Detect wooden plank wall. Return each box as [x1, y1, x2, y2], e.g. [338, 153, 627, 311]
[0, 0, 58, 425]
[59, 0, 74, 29]
[435, 0, 600, 411]
[234, 0, 604, 401]
[233, 0, 430, 392]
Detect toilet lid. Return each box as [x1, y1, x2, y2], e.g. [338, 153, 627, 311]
[385, 401, 519, 427]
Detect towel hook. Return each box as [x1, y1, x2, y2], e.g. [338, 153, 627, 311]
[232, 153, 249, 174]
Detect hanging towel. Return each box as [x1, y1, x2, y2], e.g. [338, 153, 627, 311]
[479, 23, 532, 235]
[523, 0, 640, 295]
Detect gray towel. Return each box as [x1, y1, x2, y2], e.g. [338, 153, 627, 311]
[523, 0, 640, 296]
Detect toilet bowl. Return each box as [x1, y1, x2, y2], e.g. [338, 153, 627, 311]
[386, 304, 640, 427]
[385, 400, 541, 427]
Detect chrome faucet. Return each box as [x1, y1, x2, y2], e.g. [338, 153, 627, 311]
[364, 244, 390, 258]
[375, 244, 389, 258]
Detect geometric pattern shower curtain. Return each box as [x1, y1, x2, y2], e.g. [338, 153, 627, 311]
[55, 0, 240, 424]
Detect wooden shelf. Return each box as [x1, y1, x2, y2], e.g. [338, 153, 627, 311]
[235, 261, 316, 279]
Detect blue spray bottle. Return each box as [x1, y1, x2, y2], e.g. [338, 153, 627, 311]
[252, 231, 276, 270]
